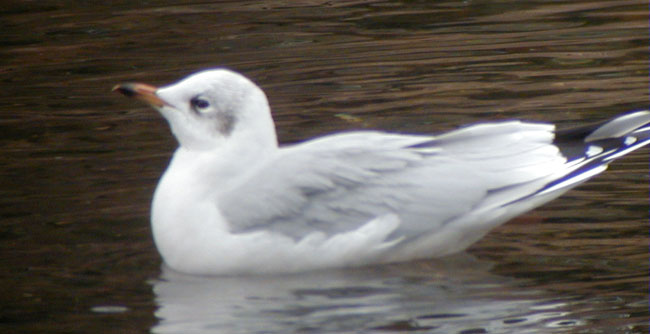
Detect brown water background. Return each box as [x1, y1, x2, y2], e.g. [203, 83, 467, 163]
[0, 1, 648, 333]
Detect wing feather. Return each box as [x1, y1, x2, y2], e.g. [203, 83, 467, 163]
[217, 123, 565, 240]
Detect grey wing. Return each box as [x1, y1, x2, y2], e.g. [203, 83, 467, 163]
[216, 122, 564, 240]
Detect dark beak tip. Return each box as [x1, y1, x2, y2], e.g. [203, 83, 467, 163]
[112, 83, 136, 97]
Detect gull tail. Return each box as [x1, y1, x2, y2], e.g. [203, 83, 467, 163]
[537, 110, 650, 196]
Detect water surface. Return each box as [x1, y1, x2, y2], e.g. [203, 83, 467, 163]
[0, 1, 647, 333]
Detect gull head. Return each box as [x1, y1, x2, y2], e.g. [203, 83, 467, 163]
[114, 69, 277, 151]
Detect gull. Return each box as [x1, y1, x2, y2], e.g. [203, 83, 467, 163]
[114, 68, 650, 275]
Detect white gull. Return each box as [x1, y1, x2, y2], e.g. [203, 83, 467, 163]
[114, 68, 650, 275]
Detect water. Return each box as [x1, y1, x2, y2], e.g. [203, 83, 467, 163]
[1, 0, 647, 333]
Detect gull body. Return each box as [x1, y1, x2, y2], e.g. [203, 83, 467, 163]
[114, 69, 650, 275]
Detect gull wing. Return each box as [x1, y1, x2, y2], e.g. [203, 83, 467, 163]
[217, 121, 565, 240]
[218, 111, 650, 242]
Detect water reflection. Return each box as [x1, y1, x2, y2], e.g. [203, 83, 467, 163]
[151, 255, 583, 334]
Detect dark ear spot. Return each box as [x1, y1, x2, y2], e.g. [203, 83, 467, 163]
[216, 111, 236, 136]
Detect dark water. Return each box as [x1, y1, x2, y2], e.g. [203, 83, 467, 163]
[1, 1, 648, 333]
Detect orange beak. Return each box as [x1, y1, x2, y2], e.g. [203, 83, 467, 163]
[112, 82, 167, 108]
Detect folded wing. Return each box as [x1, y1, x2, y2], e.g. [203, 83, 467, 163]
[218, 111, 650, 247]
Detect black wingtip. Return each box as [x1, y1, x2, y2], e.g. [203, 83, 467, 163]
[554, 110, 650, 160]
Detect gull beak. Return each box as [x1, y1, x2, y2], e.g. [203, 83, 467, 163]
[112, 82, 167, 108]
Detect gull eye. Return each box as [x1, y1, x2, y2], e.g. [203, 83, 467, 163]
[190, 96, 211, 113]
